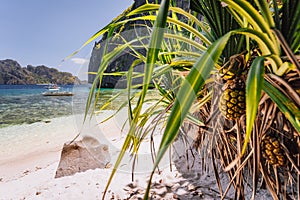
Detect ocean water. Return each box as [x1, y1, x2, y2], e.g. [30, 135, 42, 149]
[0, 84, 123, 128]
[0, 85, 73, 128]
[0, 84, 160, 129]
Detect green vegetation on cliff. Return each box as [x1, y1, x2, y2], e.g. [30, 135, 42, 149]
[0, 59, 80, 85]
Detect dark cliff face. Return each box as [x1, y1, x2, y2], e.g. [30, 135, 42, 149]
[0, 59, 80, 85]
[88, 0, 192, 88]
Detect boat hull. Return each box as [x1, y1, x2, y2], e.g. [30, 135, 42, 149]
[42, 92, 73, 96]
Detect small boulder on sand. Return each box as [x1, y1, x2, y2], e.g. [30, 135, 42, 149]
[55, 136, 110, 178]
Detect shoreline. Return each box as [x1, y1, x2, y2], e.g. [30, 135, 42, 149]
[0, 114, 72, 129]
[0, 115, 79, 182]
[0, 112, 272, 199]
[0, 112, 151, 199]
[0, 110, 171, 199]
[0, 115, 78, 164]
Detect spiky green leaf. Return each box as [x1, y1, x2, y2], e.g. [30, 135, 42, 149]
[103, 1, 170, 199]
[144, 32, 232, 199]
[263, 80, 300, 134]
[243, 56, 265, 155]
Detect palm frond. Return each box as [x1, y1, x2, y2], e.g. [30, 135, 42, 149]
[75, 0, 300, 199]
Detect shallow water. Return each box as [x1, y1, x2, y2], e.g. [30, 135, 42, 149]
[0, 84, 157, 128]
[0, 85, 76, 127]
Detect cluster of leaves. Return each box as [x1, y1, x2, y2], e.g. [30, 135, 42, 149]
[73, 0, 299, 199]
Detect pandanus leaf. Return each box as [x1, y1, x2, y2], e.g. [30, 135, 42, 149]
[101, 0, 170, 199]
[144, 32, 232, 199]
[263, 80, 300, 134]
[222, 0, 277, 46]
[243, 56, 265, 155]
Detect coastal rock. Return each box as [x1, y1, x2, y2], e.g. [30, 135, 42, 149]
[55, 136, 111, 178]
[0, 59, 81, 85]
[88, 0, 192, 88]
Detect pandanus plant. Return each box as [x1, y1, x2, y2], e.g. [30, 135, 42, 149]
[74, 0, 300, 199]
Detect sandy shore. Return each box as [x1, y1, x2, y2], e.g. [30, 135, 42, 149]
[0, 112, 271, 199]
[0, 113, 173, 199]
[0, 112, 167, 199]
[0, 112, 188, 199]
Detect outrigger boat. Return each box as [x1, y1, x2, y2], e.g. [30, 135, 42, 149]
[42, 84, 73, 96]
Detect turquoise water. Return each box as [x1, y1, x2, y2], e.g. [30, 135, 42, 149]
[0, 84, 158, 128]
[0, 84, 76, 127]
[0, 84, 123, 128]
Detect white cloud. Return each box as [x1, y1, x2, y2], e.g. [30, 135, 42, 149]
[70, 58, 89, 65]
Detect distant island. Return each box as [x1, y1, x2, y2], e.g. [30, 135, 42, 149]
[0, 59, 83, 85]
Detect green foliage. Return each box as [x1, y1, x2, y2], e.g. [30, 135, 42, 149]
[280, 0, 300, 52]
[190, 0, 246, 58]
[244, 56, 265, 154]
[0, 59, 77, 85]
[75, 0, 300, 199]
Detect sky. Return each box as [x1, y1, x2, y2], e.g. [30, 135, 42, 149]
[0, 0, 133, 78]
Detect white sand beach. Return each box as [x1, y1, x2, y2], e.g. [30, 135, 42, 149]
[0, 113, 193, 200]
[0, 113, 271, 200]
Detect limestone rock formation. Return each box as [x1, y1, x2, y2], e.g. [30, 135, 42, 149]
[55, 136, 111, 178]
[88, 0, 192, 88]
[0, 59, 81, 85]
